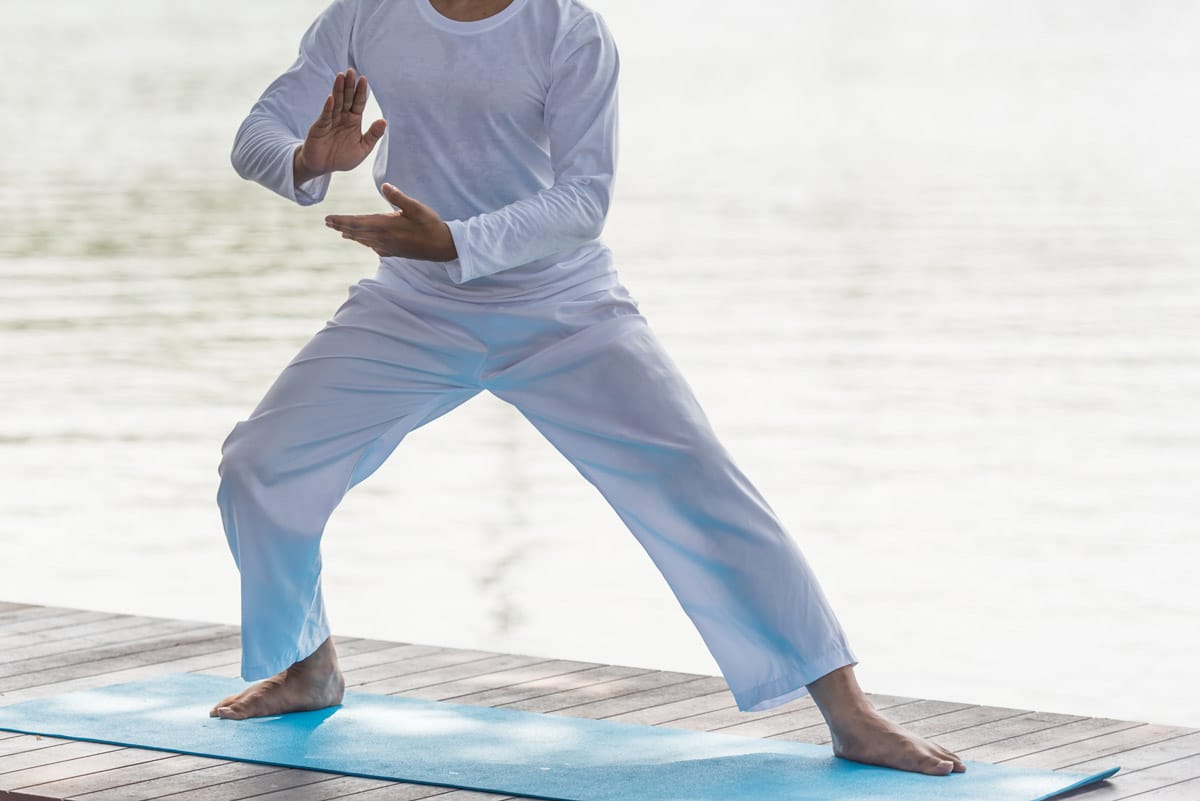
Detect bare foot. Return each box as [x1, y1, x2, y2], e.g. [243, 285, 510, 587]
[209, 636, 345, 720]
[806, 664, 966, 776]
[828, 705, 967, 775]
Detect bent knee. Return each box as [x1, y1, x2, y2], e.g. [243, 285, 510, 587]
[217, 421, 281, 486]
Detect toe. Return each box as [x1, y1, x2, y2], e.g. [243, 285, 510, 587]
[938, 747, 966, 772]
[215, 705, 246, 721]
[210, 694, 239, 717]
[922, 756, 954, 776]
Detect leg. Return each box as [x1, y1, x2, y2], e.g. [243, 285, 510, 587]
[212, 281, 482, 718]
[486, 312, 963, 774]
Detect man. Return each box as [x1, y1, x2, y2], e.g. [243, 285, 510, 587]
[212, 0, 966, 776]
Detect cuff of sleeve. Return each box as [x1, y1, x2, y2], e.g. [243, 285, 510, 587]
[283, 141, 332, 207]
[443, 218, 478, 284]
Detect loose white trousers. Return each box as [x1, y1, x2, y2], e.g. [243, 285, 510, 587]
[216, 272, 858, 712]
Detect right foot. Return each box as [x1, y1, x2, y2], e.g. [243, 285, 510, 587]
[209, 636, 345, 720]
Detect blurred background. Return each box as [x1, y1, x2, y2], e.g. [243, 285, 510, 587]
[1, 0, 1197, 727]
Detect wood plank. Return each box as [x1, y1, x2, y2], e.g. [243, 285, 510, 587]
[10, 755, 234, 800]
[342, 651, 528, 691]
[0, 643, 245, 705]
[67, 762, 284, 801]
[0, 618, 223, 665]
[704, 701, 827, 739]
[0, 604, 37, 614]
[1008, 725, 1199, 771]
[600, 687, 738, 726]
[127, 766, 348, 801]
[0, 614, 189, 653]
[0, 789, 60, 801]
[919, 710, 1088, 752]
[436, 665, 652, 710]
[0, 633, 242, 694]
[1, 747, 174, 791]
[0, 737, 86, 760]
[346, 791, 509, 801]
[960, 717, 1147, 763]
[0, 613, 120, 638]
[1120, 776, 1200, 800]
[1053, 754, 1200, 800]
[496, 669, 710, 716]
[1064, 732, 1200, 774]
[220, 775, 400, 800]
[890, 703, 1028, 739]
[0, 741, 125, 774]
[0, 625, 237, 683]
[399, 659, 605, 704]
[358, 654, 552, 694]
[0, 608, 79, 625]
[543, 675, 730, 723]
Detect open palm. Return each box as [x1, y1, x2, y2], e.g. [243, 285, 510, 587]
[299, 67, 387, 175]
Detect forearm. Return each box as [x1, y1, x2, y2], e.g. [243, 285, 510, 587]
[231, 113, 332, 206]
[445, 177, 608, 283]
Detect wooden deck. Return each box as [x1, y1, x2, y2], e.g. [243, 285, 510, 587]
[0, 601, 1194, 801]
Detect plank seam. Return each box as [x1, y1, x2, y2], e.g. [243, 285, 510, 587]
[1055, 728, 1199, 770]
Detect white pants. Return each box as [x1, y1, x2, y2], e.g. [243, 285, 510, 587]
[216, 271, 858, 712]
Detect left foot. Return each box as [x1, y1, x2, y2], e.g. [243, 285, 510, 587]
[828, 704, 967, 775]
[806, 665, 966, 776]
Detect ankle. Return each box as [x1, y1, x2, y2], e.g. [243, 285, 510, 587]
[291, 637, 340, 676]
[806, 665, 875, 726]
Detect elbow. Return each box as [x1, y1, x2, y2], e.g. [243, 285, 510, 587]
[576, 175, 612, 240]
[230, 147, 247, 181]
[580, 214, 605, 242]
[229, 120, 252, 181]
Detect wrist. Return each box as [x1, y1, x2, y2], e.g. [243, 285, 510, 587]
[293, 144, 325, 187]
[436, 222, 459, 262]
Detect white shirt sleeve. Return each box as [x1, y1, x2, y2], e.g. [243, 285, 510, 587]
[230, 0, 356, 206]
[443, 13, 620, 284]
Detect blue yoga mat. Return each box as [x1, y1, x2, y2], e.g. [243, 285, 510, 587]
[0, 673, 1118, 801]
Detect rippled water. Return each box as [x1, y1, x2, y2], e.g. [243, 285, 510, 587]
[2, 0, 1198, 727]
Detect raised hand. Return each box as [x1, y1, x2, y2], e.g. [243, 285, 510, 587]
[295, 67, 387, 183]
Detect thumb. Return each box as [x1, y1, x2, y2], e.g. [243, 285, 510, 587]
[363, 118, 387, 149]
[382, 182, 415, 209]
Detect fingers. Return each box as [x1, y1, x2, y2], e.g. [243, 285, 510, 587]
[330, 72, 344, 123]
[325, 213, 400, 235]
[325, 215, 389, 250]
[342, 66, 358, 113]
[317, 93, 334, 127]
[352, 72, 369, 115]
[340, 229, 387, 252]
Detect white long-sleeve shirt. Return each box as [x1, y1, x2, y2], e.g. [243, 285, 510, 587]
[230, 0, 622, 302]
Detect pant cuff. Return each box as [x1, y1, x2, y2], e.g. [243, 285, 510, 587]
[731, 648, 859, 713]
[240, 615, 333, 682]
